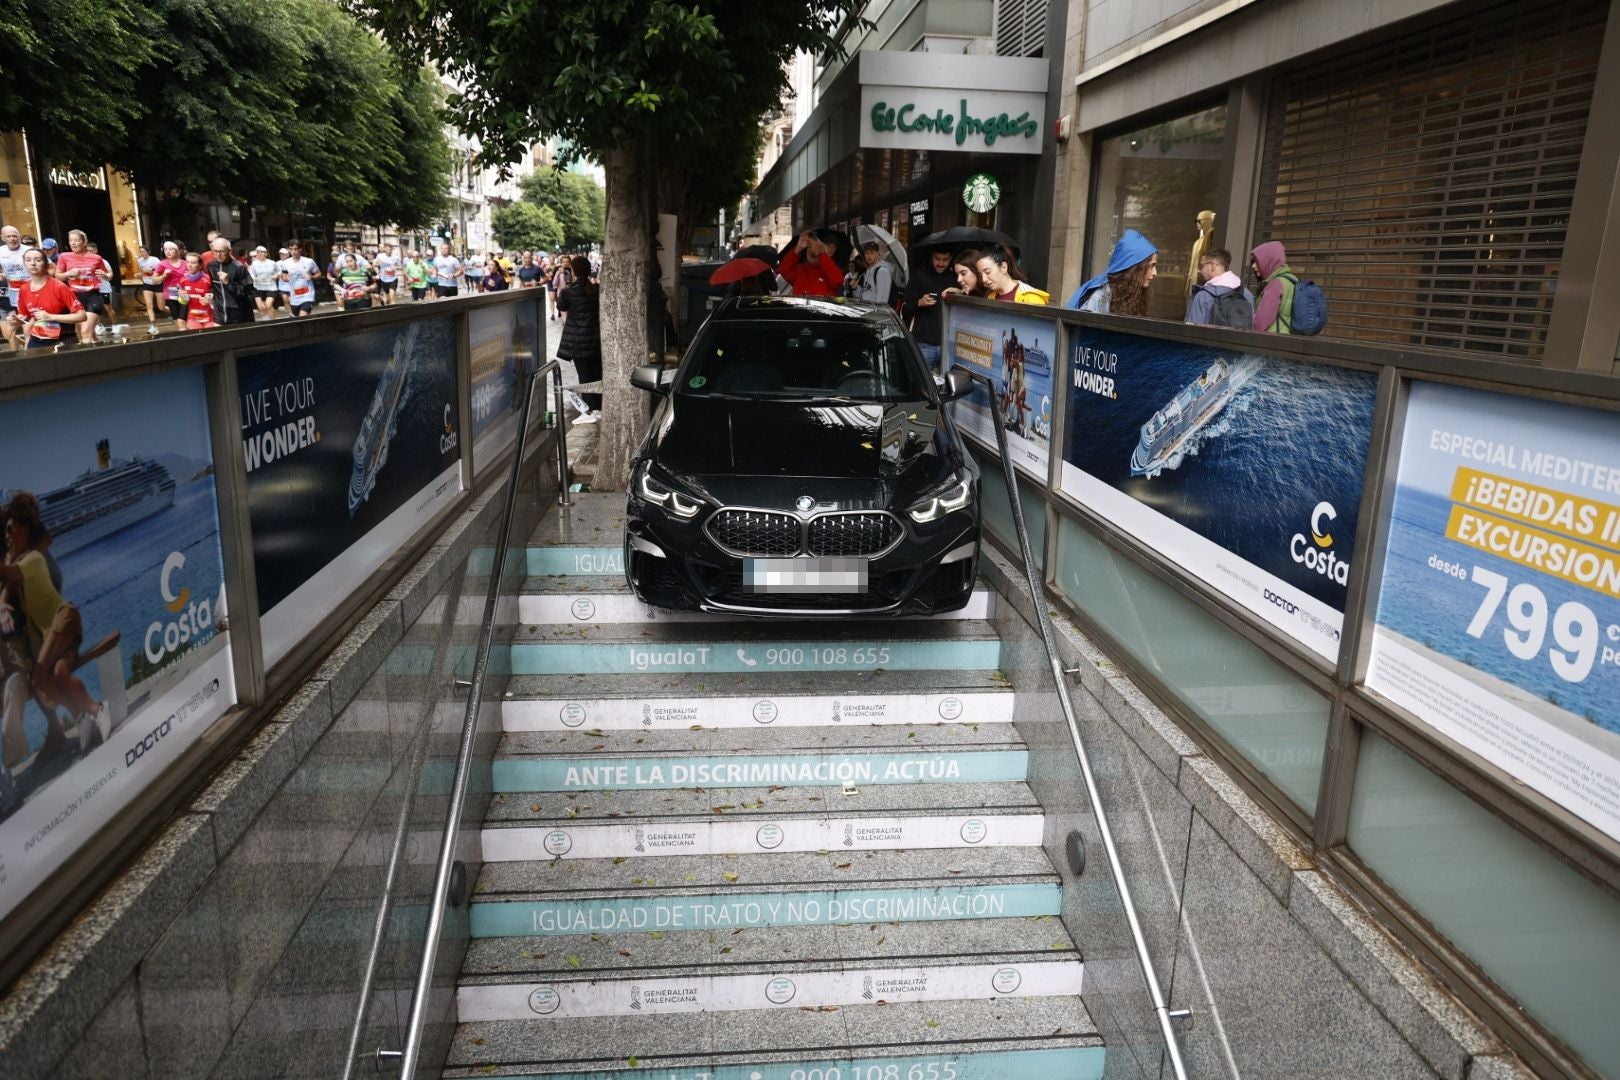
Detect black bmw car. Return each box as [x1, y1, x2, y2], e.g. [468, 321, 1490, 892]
[624, 296, 980, 616]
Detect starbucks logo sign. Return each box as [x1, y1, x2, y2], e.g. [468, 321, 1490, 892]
[963, 173, 1000, 214]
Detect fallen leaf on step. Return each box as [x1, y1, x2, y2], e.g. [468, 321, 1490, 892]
[925, 1019, 941, 1029]
[834, 863, 852, 870]
[649, 931, 663, 939]
[566, 955, 582, 969]
[618, 950, 632, 957]
[719, 946, 732, 954]
[722, 871, 739, 882]
[530, 803, 542, 813]
[613, 856, 628, 865]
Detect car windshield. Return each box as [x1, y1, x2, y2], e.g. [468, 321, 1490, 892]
[677, 320, 925, 401]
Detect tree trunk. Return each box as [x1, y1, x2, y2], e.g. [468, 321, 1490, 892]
[596, 142, 652, 492]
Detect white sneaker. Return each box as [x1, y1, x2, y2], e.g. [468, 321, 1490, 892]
[77, 704, 111, 753]
[571, 412, 599, 425]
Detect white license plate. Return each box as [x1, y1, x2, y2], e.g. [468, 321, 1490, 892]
[743, 558, 869, 594]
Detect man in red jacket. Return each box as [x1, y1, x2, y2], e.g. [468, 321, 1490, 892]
[778, 230, 843, 297]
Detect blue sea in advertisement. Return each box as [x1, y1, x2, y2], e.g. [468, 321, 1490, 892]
[1377, 492, 1618, 734]
[1064, 328, 1376, 610]
[0, 366, 227, 792]
[240, 317, 460, 613]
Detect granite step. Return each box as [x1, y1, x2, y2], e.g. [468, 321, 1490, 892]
[458, 917, 1081, 1021]
[482, 779, 1042, 861]
[443, 997, 1105, 1077]
[500, 668, 1015, 732]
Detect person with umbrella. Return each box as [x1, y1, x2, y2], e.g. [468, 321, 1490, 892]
[778, 229, 843, 297]
[901, 247, 957, 369]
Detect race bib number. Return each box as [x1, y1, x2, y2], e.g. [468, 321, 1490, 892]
[28, 319, 61, 340]
[292, 285, 312, 301]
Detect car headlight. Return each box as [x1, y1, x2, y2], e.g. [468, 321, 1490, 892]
[907, 474, 973, 523]
[636, 464, 703, 519]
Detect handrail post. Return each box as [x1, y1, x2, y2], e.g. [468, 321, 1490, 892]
[963, 366, 1192, 1080]
[553, 365, 570, 505]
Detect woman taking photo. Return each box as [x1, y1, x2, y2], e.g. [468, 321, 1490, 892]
[555, 254, 601, 422]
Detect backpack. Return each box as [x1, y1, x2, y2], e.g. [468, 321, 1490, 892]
[1206, 288, 1253, 329]
[1280, 272, 1328, 335]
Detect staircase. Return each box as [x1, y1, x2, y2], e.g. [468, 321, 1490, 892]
[445, 494, 1105, 1079]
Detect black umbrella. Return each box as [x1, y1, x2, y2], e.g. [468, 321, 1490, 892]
[913, 225, 1020, 258]
[735, 243, 780, 267]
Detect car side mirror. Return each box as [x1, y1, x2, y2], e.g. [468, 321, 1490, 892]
[631, 364, 674, 394]
[940, 366, 975, 401]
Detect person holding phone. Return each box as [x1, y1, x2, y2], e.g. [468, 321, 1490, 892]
[901, 247, 957, 370]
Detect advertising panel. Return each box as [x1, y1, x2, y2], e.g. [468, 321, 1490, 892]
[1060, 327, 1377, 660]
[1367, 382, 1620, 840]
[946, 306, 1057, 478]
[0, 369, 234, 921]
[240, 317, 464, 665]
[470, 299, 540, 475]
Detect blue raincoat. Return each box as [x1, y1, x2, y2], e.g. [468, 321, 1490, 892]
[1065, 229, 1158, 309]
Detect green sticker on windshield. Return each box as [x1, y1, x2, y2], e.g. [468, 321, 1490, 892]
[688, 375, 707, 389]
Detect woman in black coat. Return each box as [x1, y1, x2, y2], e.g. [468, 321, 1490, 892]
[555, 255, 601, 411]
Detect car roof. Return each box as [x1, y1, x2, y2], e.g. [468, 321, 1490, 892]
[708, 296, 901, 327]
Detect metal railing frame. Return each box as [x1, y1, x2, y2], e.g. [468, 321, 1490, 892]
[370, 362, 567, 1076]
[968, 366, 1193, 1078]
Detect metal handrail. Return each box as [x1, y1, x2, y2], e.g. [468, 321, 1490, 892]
[967, 367, 1192, 1079]
[350, 360, 568, 1076]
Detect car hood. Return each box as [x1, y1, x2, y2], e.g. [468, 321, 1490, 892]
[650, 396, 955, 504]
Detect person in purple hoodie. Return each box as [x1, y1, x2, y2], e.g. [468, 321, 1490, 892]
[1249, 241, 1298, 333]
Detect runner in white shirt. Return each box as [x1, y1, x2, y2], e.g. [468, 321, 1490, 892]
[432, 244, 463, 298]
[136, 244, 161, 325]
[0, 226, 28, 351]
[374, 243, 400, 307]
[279, 241, 322, 317]
[248, 246, 281, 319]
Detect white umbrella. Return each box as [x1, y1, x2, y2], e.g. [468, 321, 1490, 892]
[854, 223, 909, 289]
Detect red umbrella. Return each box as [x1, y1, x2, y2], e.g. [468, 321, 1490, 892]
[709, 257, 774, 285]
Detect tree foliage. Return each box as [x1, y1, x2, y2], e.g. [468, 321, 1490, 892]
[493, 201, 565, 253]
[351, 0, 863, 488]
[4, 0, 449, 233]
[0, 0, 155, 169]
[517, 170, 605, 249]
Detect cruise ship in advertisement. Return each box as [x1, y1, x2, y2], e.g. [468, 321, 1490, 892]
[26, 441, 177, 556]
[348, 325, 417, 516]
[1130, 358, 1255, 476]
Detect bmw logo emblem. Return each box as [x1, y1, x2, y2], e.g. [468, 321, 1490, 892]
[795, 495, 816, 512]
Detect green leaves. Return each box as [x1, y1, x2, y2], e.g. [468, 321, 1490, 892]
[493, 202, 565, 253]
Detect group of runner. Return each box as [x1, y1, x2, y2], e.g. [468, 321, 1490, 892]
[2, 222, 576, 352]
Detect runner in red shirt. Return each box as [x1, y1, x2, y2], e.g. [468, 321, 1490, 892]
[52, 229, 111, 343]
[8, 248, 86, 349]
[177, 252, 215, 330]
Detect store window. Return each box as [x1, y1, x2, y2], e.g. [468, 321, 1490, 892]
[1088, 105, 1229, 320]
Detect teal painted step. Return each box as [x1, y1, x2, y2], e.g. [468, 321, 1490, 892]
[508, 636, 997, 676]
[469, 546, 624, 576]
[470, 881, 1061, 937]
[473, 1047, 1106, 1080]
[392, 637, 999, 677]
[491, 749, 1029, 791]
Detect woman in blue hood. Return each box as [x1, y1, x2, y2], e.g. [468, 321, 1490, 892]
[1066, 229, 1158, 314]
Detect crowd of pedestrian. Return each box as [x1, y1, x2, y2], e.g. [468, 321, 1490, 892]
[724, 217, 1325, 375]
[2, 223, 585, 353]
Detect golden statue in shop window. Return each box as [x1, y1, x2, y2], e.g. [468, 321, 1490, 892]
[1187, 209, 1216, 300]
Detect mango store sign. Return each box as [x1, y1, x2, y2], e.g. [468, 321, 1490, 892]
[861, 87, 1045, 155]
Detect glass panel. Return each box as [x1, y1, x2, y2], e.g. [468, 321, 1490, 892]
[1089, 105, 1229, 320]
[1053, 514, 1328, 812]
[974, 447, 1046, 571]
[1347, 730, 1620, 1074]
